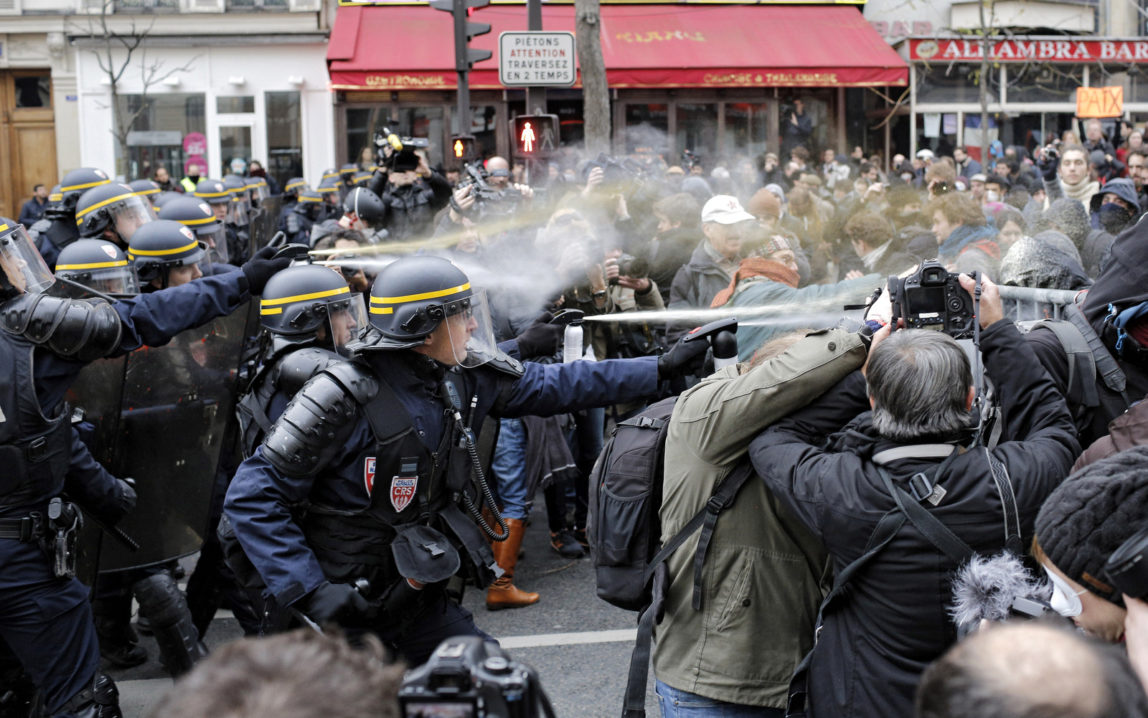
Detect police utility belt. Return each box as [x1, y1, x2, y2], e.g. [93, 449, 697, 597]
[0, 497, 83, 578]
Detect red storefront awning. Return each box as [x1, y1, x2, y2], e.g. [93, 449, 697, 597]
[327, 4, 908, 91]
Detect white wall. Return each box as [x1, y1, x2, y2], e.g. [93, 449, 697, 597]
[75, 40, 334, 183]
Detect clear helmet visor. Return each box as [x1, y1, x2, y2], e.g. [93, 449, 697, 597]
[324, 293, 368, 357]
[444, 288, 498, 368]
[59, 264, 140, 297]
[153, 242, 208, 289]
[197, 224, 229, 265]
[112, 196, 157, 243]
[228, 196, 251, 226]
[0, 223, 55, 298]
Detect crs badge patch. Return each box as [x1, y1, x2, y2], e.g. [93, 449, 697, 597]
[390, 475, 417, 513]
[363, 457, 376, 496]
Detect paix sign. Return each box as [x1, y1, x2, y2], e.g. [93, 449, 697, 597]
[910, 37, 1148, 64]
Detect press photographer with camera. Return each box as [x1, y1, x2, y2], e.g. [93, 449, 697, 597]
[746, 269, 1078, 718]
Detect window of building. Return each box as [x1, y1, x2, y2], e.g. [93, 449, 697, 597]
[676, 103, 718, 163]
[723, 102, 769, 161]
[217, 96, 256, 114]
[114, 0, 179, 11]
[13, 74, 50, 109]
[115, 93, 206, 182]
[1006, 65, 1084, 104]
[227, 0, 288, 9]
[916, 63, 999, 104]
[265, 91, 303, 190]
[623, 103, 669, 155]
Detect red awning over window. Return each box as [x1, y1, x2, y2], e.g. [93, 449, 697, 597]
[327, 4, 908, 91]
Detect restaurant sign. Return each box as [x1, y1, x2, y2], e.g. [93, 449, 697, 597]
[910, 38, 1148, 64]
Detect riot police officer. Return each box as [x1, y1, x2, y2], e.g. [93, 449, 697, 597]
[286, 190, 324, 246]
[0, 216, 288, 717]
[311, 186, 387, 247]
[276, 178, 308, 235]
[316, 176, 343, 222]
[75, 183, 156, 250]
[221, 175, 252, 264]
[128, 220, 212, 290]
[223, 255, 704, 665]
[32, 168, 112, 270]
[158, 195, 233, 269]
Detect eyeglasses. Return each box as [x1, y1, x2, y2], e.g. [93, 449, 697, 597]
[1044, 565, 1087, 618]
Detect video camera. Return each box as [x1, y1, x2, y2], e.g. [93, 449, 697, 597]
[886, 260, 975, 339]
[399, 636, 555, 718]
[374, 126, 431, 168]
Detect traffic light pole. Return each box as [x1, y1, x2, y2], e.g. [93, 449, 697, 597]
[525, 0, 545, 185]
[433, 0, 491, 149]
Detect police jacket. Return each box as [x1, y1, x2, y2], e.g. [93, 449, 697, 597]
[224, 351, 660, 608]
[747, 321, 1078, 718]
[31, 216, 79, 271]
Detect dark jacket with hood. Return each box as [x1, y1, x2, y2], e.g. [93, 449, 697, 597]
[748, 321, 1078, 718]
[1088, 177, 1141, 254]
[646, 227, 701, 305]
[668, 240, 734, 311]
[1027, 220, 1148, 445]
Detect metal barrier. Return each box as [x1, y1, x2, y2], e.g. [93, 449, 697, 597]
[998, 285, 1083, 323]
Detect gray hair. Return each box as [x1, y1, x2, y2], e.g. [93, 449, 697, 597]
[867, 330, 972, 441]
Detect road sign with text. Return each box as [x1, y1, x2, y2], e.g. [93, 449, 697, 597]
[499, 31, 577, 88]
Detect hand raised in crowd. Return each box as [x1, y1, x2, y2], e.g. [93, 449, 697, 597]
[583, 166, 605, 196]
[449, 185, 476, 223]
[511, 183, 534, 200]
[958, 273, 1004, 328]
[844, 269, 865, 280]
[604, 252, 651, 293]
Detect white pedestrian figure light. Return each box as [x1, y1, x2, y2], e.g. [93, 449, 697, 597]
[521, 121, 535, 153]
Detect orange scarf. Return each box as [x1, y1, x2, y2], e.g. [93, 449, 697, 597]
[710, 257, 799, 308]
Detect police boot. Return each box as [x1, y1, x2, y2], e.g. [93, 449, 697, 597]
[132, 573, 208, 678]
[91, 596, 146, 670]
[60, 673, 122, 718]
[485, 518, 539, 610]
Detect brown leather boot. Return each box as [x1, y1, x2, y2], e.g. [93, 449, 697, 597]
[486, 517, 540, 610]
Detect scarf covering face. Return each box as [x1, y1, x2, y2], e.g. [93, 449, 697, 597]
[711, 256, 799, 307]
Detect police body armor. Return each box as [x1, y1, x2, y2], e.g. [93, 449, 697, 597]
[31, 217, 80, 270]
[0, 335, 71, 512]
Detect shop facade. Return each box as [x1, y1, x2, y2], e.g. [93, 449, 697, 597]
[904, 36, 1148, 161]
[328, 3, 908, 169]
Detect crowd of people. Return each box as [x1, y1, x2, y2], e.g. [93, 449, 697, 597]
[6, 116, 1148, 718]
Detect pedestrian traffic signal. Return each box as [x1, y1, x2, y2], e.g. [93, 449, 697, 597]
[430, 0, 492, 72]
[451, 135, 476, 161]
[511, 114, 559, 159]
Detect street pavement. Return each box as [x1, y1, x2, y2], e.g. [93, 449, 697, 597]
[109, 501, 658, 717]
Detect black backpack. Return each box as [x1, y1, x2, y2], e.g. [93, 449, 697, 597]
[587, 396, 754, 718]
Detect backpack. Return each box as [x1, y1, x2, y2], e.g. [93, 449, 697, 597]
[587, 396, 754, 718]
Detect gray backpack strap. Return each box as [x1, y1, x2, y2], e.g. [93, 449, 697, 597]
[1064, 303, 1128, 397]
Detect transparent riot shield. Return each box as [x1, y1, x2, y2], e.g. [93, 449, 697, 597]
[260, 196, 282, 250]
[96, 306, 250, 572]
[248, 206, 269, 253]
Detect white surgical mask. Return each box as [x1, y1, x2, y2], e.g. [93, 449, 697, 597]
[984, 190, 1000, 203]
[1044, 565, 1087, 618]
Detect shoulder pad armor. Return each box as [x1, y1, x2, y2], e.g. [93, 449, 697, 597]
[1, 293, 122, 362]
[261, 359, 379, 478]
[274, 346, 343, 396]
[482, 349, 525, 378]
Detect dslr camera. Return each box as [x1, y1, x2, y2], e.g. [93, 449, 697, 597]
[886, 260, 975, 339]
[399, 636, 553, 718]
[452, 162, 519, 219]
[608, 253, 649, 285]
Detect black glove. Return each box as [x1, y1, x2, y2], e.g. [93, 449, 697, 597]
[657, 333, 710, 379]
[514, 315, 563, 359]
[299, 581, 372, 626]
[1037, 151, 1059, 182]
[241, 246, 292, 296]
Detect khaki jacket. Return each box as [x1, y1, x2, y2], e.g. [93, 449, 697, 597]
[653, 328, 866, 708]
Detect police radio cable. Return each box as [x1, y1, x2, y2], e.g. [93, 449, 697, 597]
[441, 380, 509, 542]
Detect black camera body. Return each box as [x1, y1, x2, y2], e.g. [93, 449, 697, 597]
[454, 162, 519, 219]
[1106, 526, 1148, 600]
[399, 636, 551, 718]
[608, 253, 649, 285]
[887, 260, 975, 339]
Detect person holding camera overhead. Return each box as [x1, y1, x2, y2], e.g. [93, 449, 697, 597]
[746, 271, 1078, 718]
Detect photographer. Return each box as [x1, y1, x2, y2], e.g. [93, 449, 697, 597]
[781, 98, 813, 160]
[747, 274, 1078, 718]
[376, 148, 452, 242]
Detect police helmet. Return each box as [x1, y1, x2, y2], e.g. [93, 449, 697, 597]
[0, 218, 55, 302]
[129, 179, 161, 199]
[222, 174, 251, 225]
[128, 219, 206, 287]
[284, 177, 308, 200]
[317, 176, 341, 199]
[55, 239, 139, 296]
[343, 187, 386, 226]
[352, 171, 374, 187]
[260, 264, 366, 356]
[366, 255, 473, 348]
[41, 185, 65, 219]
[244, 176, 269, 204]
[151, 191, 183, 211]
[320, 168, 340, 184]
[75, 183, 156, 243]
[59, 167, 112, 215]
[194, 179, 232, 206]
[339, 163, 358, 181]
[158, 196, 229, 264]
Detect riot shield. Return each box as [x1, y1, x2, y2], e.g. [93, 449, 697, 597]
[260, 196, 282, 250]
[248, 207, 269, 253]
[96, 306, 250, 572]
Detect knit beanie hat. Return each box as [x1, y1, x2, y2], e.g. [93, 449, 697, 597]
[1034, 445, 1148, 604]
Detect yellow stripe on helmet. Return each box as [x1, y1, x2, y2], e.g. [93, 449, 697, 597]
[259, 307, 284, 315]
[60, 178, 111, 192]
[128, 239, 200, 257]
[56, 260, 128, 270]
[369, 306, 394, 314]
[371, 283, 470, 304]
[74, 191, 138, 221]
[259, 286, 350, 308]
[176, 215, 217, 226]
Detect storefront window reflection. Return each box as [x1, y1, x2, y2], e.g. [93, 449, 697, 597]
[624, 103, 669, 155]
[676, 103, 717, 162]
[723, 102, 769, 160]
[916, 64, 999, 104]
[1007, 65, 1084, 103]
[115, 93, 206, 181]
[266, 91, 303, 190]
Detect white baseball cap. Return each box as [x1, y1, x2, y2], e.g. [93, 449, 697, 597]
[916, 149, 935, 160]
[701, 195, 755, 225]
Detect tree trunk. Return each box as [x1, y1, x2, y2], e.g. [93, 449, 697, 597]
[979, 0, 991, 163]
[575, 0, 610, 155]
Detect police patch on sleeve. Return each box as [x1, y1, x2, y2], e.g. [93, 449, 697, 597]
[364, 457, 376, 496]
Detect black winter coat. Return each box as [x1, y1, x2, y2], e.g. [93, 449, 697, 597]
[748, 321, 1078, 718]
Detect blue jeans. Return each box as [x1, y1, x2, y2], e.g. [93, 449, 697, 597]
[490, 417, 530, 520]
[656, 680, 785, 718]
